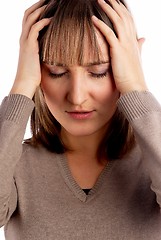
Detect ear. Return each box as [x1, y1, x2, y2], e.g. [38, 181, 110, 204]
[138, 38, 145, 54]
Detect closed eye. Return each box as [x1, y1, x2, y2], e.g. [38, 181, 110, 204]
[49, 72, 68, 79]
[90, 68, 111, 79]
[48, 67, 111, 79]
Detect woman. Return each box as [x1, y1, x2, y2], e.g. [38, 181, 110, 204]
[0, 0, 161, 239]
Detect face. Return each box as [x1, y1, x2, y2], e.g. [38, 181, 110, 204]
[41, 31, 119, 139]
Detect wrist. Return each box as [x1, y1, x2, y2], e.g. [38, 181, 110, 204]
[117, 78, 148, 95]
[10, 81, 37, 99]
[120, 85, 149, 95]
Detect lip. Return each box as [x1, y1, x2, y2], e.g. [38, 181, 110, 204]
[66, 111, 95, 120]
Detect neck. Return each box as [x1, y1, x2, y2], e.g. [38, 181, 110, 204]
[61, 127, 107, 162]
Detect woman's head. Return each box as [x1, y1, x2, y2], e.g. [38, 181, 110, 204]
[28, 0, 135, 160]
[38, 0, 115, 66]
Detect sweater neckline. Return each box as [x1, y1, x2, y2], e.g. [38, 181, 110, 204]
[56, 154, 114, 202]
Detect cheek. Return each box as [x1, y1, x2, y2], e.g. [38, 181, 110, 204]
[41, 78, 64, 112]
[41, 68, 62, 102]
[42, 87, 64, 120]
[41, 81, 55, 99]
[92, 76, 119, 104]
[41, 70, 66, 100]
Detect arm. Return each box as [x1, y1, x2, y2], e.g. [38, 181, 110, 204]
[0, 1, 51, 226]
[0, 94, 34, 227]
[92, 1, 161, 206]
[118, 91, 161, 207]
[92, 0, 148, 94]
[10, 1, 51, 99]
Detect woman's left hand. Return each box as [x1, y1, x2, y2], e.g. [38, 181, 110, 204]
[92, 0, 148, 94]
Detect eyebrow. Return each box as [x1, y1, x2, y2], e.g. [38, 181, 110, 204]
[45, 60, 110, 67]
[84, 60, 110, 67]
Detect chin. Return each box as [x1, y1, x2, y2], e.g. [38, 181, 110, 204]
[65, 129, 93, 137]
[62, 124, 107, 138]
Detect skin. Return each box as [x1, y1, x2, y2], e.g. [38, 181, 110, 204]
[10, 0, 148, 188]
[41, 32, 119, 138]
[40, 31, 119, 187]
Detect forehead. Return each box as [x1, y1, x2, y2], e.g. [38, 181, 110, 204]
[83, 29, 110, 64]
[41, 18, 110, 66]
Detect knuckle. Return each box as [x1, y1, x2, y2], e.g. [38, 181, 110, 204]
[24, 8, 30, 17]
[30, 22, 39, 31]
[108, 29, 115, 38]
[115, 16, 122, 25]
[26, 11, 35, 23]
[124, 11, 134, 23]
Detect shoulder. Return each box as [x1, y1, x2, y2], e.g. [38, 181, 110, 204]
[113, 144, 150, 184]
[117, 91, 161, 122]
[14, 142, 62, 177]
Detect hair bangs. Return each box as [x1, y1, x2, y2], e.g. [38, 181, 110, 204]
[40, 7, 101, 66]
[27, 0, 136, 160]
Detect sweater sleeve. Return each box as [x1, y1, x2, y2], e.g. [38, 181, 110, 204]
[0, 94, 34, 227]
[117, 91, 161, 208]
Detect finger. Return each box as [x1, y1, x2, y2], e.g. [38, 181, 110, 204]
[108, 0, 130, 19]
[27, 18, 51, 44]
[97, 0, 127, 40]
[97, 0, 136, 41]
[115, 2, 138, 40]
[92, 16, 118, 47]
[21, 5, 47, 41]
[22, 0, 45, 26]
[98, 0, 121, 26]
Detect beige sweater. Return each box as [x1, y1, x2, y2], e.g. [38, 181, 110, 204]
[0, 91, 161, 239]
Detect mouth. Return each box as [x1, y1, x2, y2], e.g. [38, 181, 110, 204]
[65, 110, 95, 120]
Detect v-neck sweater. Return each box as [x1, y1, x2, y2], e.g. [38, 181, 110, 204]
[82, 189, 91, 195]
[0, 91, 161, 239]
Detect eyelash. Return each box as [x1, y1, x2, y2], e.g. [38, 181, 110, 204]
[49, 70, 110, 79]
[90, 72, 109, 78]
[49, 72, 67, 79]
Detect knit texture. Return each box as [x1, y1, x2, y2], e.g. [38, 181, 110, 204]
[0, 92, 161, 239]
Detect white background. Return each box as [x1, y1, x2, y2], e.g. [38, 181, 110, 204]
[0, 0, 161, 239]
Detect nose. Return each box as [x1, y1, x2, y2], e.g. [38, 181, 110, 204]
[67, 72, 88, 106]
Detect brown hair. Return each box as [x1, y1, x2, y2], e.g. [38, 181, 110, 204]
[26, 0, 135, 160]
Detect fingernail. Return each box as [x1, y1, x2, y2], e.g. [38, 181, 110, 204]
[92, 16, 99, 21]
[98, 0, 105, 4]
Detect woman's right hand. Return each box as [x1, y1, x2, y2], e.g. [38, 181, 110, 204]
[10, 0, 51, 99]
